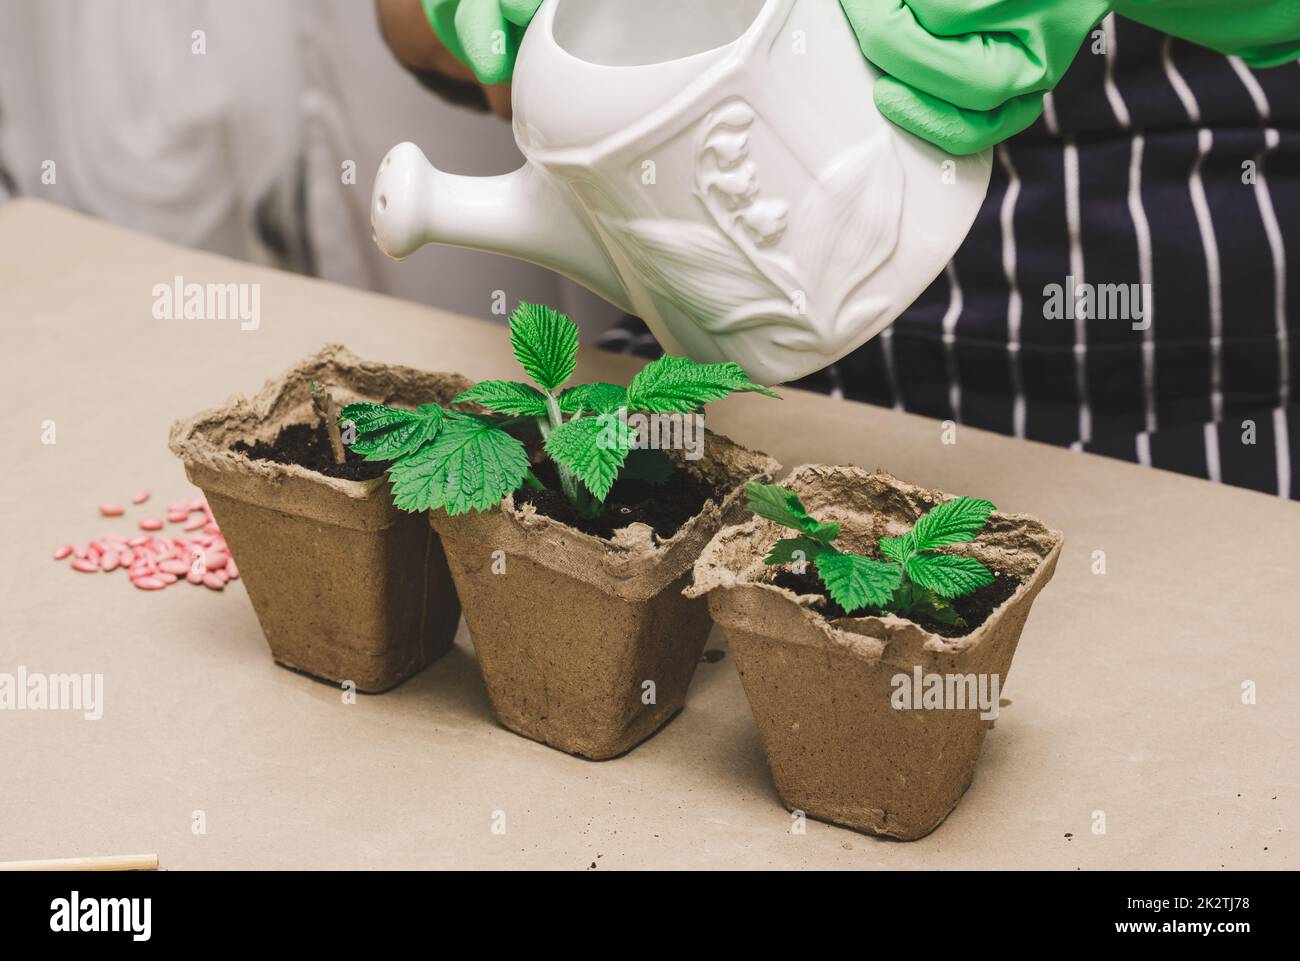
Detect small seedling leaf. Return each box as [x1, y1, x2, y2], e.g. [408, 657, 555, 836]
[743, 482, 839, 543]
[814, 551, 902, 613]
[879, 533, 913, 563]
[904, 552, 994, 599]
[341, 402, 443, 462]
[544, 413, 633, 502]
[388, 412, 528, 515]
[763, 536, 827, 566]
[509, 302, 578, 391]
[559, 383, 628, 415]
[626, 355, 778, 414]
[453, 380, 549, 417]
[910, 497, 996, 553]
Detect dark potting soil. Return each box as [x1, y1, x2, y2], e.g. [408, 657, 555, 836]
[771, 565, 1022, 639]
[515, 460, 718, 541]
[233, 422, 388, 481]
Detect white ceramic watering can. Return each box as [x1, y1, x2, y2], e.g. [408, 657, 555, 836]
[372, 0, 991, 385]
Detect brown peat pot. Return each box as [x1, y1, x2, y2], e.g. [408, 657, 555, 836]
[169, 345, 470, 693]
[431, 431, 780, 760]
[689, 465, 1064, 839]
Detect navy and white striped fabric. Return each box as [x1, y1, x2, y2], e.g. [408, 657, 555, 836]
[599, 17, 1300, 501]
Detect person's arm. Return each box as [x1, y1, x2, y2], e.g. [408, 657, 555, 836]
[839, 0, 1300, 157]
[1115, 0, 1300, 67]
[375, 0, 513, 118]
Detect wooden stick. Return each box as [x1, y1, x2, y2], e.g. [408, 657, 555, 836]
[311, 381, 348, 465]
[0, 853, 159, 872]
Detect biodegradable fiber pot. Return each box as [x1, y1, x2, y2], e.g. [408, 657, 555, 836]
[689, 466, 1064, 839]
[169, 345, 471, 693]
[431, 431, 780, 760]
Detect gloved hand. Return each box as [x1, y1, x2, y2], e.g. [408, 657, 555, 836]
[1113, 1, 1300, 68]
[422, 0, 544, 85]
[839, 0, 1112, 156]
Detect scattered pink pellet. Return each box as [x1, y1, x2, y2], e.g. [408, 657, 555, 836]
[58, 490, 233, 597]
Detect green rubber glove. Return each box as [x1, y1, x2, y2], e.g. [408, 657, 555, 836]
[422, 0, 544, 85]
[839, 0, 1112, 155]
[1114, 1, 1300, 68]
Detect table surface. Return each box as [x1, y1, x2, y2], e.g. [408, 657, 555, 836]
[1, 199, 1296, 870]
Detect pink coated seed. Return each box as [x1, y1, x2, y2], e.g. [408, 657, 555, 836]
[138, 517, 163, 531]
[159, 560, 190, 576]
[118, 548, 134, 565]
[224, 559, 239, 580]
[157, 572, 178, 584]
[100, 551, 120, 572]
[132, 577, 166, 591]
[132, 490, 150, 504]
[182, 515, 206, 531]
[53, 545, 73, 560]
[202, 573, 225, 591]
[186, 569, 204, 585]
[98, 504, 125, 517]
[74, 543, 91, 559]
[167, 511, 187, 523]
[71, 559, 100, 573]
[128, 534, 150, 547]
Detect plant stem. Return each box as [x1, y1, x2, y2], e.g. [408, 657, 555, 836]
[540, 391, 591, 513]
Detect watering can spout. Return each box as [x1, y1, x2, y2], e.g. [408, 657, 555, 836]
[371, 142, 631, 312]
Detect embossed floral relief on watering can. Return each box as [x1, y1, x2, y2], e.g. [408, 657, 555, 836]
[371, 0, 991, 385]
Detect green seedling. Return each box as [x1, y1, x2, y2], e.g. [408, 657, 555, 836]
[744, 482, 997, 627]
[339, 302, 778, 517]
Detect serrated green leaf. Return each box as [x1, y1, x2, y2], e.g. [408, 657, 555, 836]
[388, 412, 528, 515]
[814, 550, 902, 614]
[910, 496, 996, 553]
[903, 552, 994, 599]
[453, 380, 548, 417]
[509, 302, 578, 391]
[340, 402, 443, 462]
[743, 482, 839, 543]
[544, 413, 632, 502]
[559, 383, 628, 415]
[763, 536, 827, 568]
[880, 533, 914, 563]
[626, 355, 779, 414]
[743, 482, 809, 531]
[889, 579, 967, 627]
[619, 448, 675, 486]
